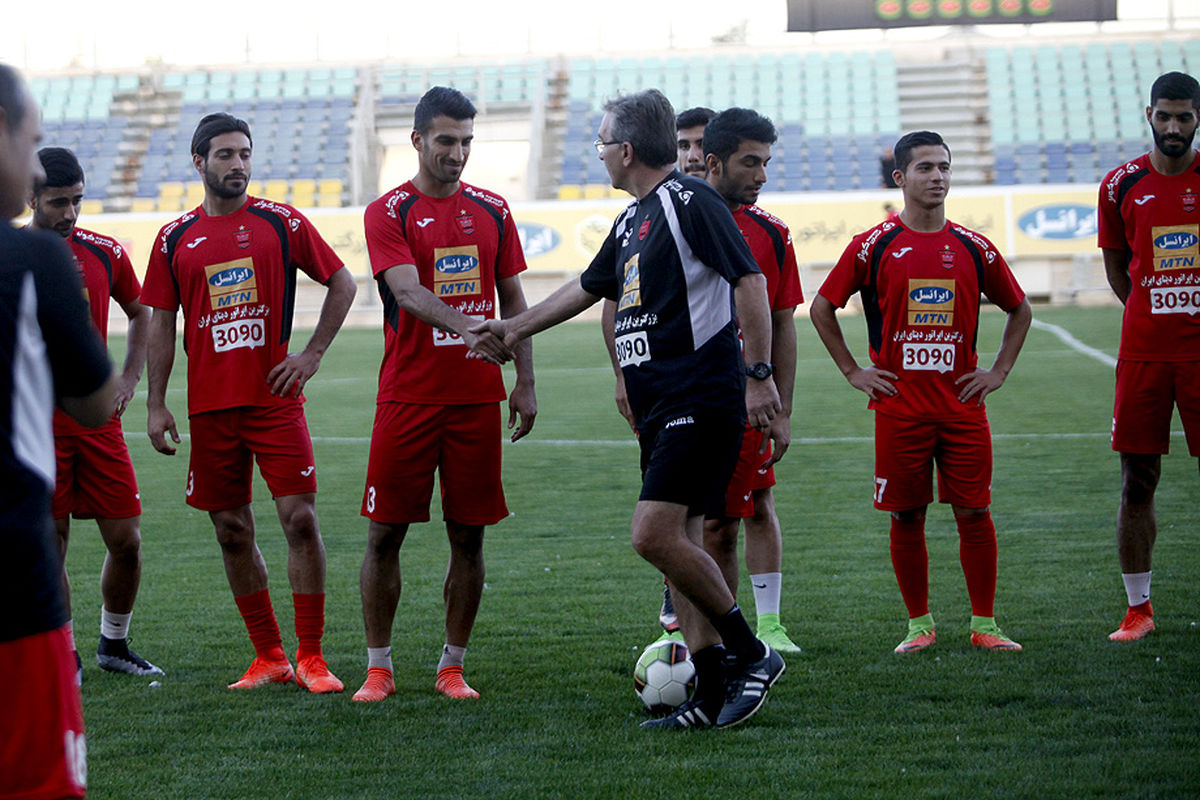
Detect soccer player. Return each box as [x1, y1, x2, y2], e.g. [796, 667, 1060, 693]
[353, 87, 536, 703]
[1098, 71, 1200, 642]
[675, 106, 715, 179]
[142, 112, 357, 692]
[0, 62, 117, 800]
[696, 108, 804, 655]
[28, 146, 162, 678]
[471, 90, 785, 730]
[810, 130, 1032, 654]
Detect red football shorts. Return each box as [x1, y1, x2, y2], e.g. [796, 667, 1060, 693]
[0, 625, 86, 800]
[873, 411, 992, 512]
[186, 404, 317, 511]
[1112, 359, 1200, 457]
[52, 424, 141, 520]
[362, 402, 507, 526]
[721, 425, 776, 518]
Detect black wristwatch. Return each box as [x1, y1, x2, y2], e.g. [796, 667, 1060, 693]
[746, 361, 774, 380]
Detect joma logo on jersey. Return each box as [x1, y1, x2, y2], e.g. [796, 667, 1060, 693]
[907, 278, 955, 326]
[433, 246, 481, 297]
[205, 257, 257, 310]
[618, 254, 641, 311]
[1152, 224, 1199, 271]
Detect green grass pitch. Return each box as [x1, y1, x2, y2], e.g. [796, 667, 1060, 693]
[65, 305, 1200, 799]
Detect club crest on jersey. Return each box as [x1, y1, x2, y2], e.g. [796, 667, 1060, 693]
[939, 245, 955, 269]
[1151, 224, 1199, 271]
[234, 226, 252, 249]
[638, 219, 650, 240]
[457, 213, 475, 235]
[433, 245, 481, 297]
[205, 257, 258, 310]
[907, 278, 955, 326]
[618, 254, 641, 311]
[1183, 191, 1197, 213]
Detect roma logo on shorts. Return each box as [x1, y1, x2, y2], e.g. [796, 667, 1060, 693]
[907, 278, 956, 326]
[433, 245, 481, 297]
[205, 257, 258, 310]
[1151, 224, 1199, 271]
[618, 254, 641, 311]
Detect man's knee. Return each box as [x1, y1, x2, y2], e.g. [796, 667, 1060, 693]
[1121, 454, 1161, 507]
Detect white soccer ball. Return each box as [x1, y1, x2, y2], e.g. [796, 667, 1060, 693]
[633, 639, 696, 713]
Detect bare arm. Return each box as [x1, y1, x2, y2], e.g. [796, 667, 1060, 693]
[809, 293, 898, 400]
[61, 373, 120, 429]
[734, 272, 781, 431]
[496, 274, 537, 441]
[955, 297, 1033, 405]
[470, 276, 601, 351]
[761, 307, 797, 467]
[267, 267, 358, 397]
[1103, 247, 1133, 305]
[113, 297, 150, 418]
[600, 298, 635, 430]
[146, 307, 180, 455]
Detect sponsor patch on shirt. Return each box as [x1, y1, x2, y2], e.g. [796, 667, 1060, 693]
[1151, 224, 1198, 271]
[906, 278, 955, 326]
[205, 257, 258, 310]
[618, 254, 641, 311]
[433, 245, 481, 297]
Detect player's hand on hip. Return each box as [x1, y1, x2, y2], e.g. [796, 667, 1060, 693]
[268, 351, 320, 398]
[955, 368, 1003, 406]
[508, 380, 537, 442]
[745, 379, 781, 432]
[762, 414, 790, 469]
[848, 365, 898, 400]
[147, 405, 180, 455]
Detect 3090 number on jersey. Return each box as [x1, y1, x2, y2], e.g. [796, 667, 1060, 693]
[902, 342, 955, 373]
[212, 319, 266, 352]
[1149, 285, 1200, 315]
[615, 331, 651, 368]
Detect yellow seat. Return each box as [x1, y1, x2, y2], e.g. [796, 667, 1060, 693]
[557, 185, 583, 200]
[80, 199, 104, 215]
[157, 196, 182, 212]
[292, 178, 316, 195]
[246, 179, 264, 196]
[184, 182, 205, 204]
[318, 178, 343, 196]
[130, 197, 158, 213]
[264, 179, 289, 201]
[158, 181, 185, 199]
[582, 184, 610, 199]
[316, 193, 341, 208]
[290, 191, 316, 208]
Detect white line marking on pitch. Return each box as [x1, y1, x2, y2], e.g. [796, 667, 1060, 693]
[1030, 318, 1117, 368]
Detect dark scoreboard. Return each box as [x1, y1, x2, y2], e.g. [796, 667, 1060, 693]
[786, 0, 1118, 31]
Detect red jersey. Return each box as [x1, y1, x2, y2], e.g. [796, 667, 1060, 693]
[1098, 151, 1200, 361]
[53, 227, 141, 437]
[820, 218, 1026, 420]
[364, 180, 527, 405]
[734, 204, 804, 311]
[140, 197, 344, 415]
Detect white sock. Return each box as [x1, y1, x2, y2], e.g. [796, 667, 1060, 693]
[750, 572, 783, 618]
[1122, 572, 1152, 608]
[438, 644, 466, 671]
[367, 646, 393, 671]
[100, 607, 132, 641]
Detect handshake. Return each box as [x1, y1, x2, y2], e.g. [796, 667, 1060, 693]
[464, 318, 517, 365]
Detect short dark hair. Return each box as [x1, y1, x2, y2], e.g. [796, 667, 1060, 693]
[414, 86, 477, 135]
[1150, 71, 1200, 109]
[603, 90, 676, 169]
[702, 107, 777, 164]
[36, 147, 84, 192]
[676, 106, 715, 131]
[893, 130, 951, 173]
[0, 63, 29, 132]
[191, 112, 252, 158]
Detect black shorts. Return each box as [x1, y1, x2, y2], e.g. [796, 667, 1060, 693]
[638, 408, 745, 517]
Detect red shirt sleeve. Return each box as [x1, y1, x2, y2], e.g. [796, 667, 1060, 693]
[819, 234, 870, 309]
[110, 245, 141, 306]
[140, 226, 179, 311]
[494, 202, 527, 280]
[288, 208, 344, 284]
[364, 199, 415, 279]
[1097, 174, 1129, 251]
[773, 229, 804, 310]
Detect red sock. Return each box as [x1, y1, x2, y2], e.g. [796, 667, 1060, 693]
[234, 589, 285, 661]
[293, 592, 325, 662]
[889, 516, 929, 618]
[956, 512, 998, 617]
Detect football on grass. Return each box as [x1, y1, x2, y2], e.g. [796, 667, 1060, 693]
[634, 639, 696, 712]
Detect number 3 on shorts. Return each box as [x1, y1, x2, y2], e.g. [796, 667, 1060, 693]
[874, 476, 887, 503]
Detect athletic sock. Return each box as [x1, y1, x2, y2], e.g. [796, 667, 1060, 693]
[907, 612, 935, 633]
[889, 516, 930, 618]
[367, 646, 393, 671]
[750, 572, 782, 619]
[712, 605, 766, 664]
[233, 589, 285, 661]
[956, 512, 998, 617]
[100, 607, 132, 641]
[292, 592, 326, 662]
[438, 644, 466, 671]
[1121, 571, 1152, 609]
[689, 644, 726, 715]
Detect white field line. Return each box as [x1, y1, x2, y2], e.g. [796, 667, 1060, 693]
[1030, 318, 1118, 369]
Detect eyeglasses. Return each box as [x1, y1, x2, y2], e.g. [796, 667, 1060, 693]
[593, 138, 623, 154]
